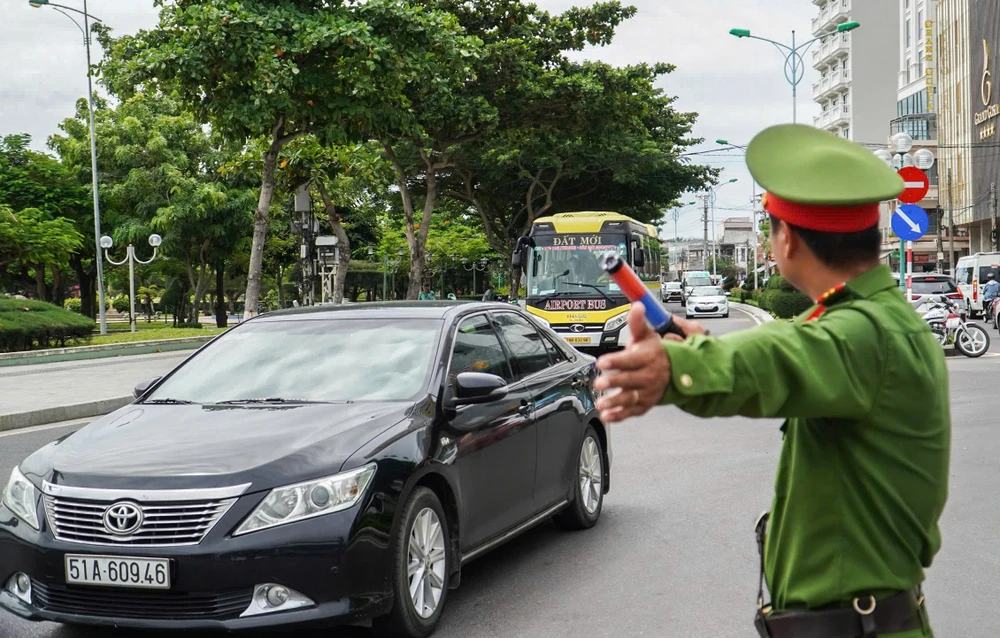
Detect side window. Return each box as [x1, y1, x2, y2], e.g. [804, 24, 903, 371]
[541, 333, 567, 365]
[449, 315, 514, 383]
[492, 313, 552, 379]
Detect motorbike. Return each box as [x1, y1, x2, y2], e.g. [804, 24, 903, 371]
[918, 296, 991, 357]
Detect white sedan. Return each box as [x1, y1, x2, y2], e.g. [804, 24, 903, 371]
[685, 286, 730, 319]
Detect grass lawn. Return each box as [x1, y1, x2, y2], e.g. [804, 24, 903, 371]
[85, 327, 227, 346]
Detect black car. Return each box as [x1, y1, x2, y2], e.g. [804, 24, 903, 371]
[0, 303, 610, 636]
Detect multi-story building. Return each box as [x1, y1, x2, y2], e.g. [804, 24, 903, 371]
[937, 0, 997, 260]
[811, 0, 899, 143]
[716, 217, 754, 272]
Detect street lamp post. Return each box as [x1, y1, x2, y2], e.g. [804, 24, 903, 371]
[30, 0, 109, 335]
[716, 141, 763, 289]
[101, 234, 161, 333]
[462, 257, 491, 296]
[729, 21, 861, 123]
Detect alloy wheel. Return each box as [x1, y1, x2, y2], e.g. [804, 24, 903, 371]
[407, 508, 446, 619]
[958, 327, 989, 356]
[579, 437, 603, 514]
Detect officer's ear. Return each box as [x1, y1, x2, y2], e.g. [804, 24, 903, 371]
[771, 217, 796, 261]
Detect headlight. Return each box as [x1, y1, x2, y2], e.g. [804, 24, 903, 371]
[2, 467, 39, 530]
[604, 312, 628, 332]
[234, 463, 376, 536]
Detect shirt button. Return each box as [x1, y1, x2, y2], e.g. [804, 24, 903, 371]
[680, 374, 693, 388]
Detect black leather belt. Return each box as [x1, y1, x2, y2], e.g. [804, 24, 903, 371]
[756, 589, 924, 638]
[753, 512, 926, 638]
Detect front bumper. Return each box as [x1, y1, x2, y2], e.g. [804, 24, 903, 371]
[0, 498, 392, 630]
[686, 302, 729, 317]
[553, 324, 629, 352]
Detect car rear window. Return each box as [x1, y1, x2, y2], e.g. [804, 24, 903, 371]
[980, 266, 1000, 282]
[912, 279, 957, 295]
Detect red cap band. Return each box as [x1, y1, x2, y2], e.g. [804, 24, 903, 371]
[762, 192, 880, 233]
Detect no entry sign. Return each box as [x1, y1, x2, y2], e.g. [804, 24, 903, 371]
[897, 167, 929, 204]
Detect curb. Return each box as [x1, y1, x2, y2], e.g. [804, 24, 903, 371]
[0, 396, 133, 433]
[732, 302, 775, 324]
[0, 336, 214, 367]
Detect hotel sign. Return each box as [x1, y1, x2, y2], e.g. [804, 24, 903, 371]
[976, 39, 998, 140]
[925, 19, 936, 111]
[971, 0, 999, 222]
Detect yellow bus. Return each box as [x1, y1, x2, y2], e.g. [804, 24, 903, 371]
[512, 211, 662, 353]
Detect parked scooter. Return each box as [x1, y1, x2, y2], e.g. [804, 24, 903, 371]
[918, 295, 991, 357]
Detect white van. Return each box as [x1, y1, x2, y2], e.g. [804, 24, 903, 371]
[954, 253, 1000, 317]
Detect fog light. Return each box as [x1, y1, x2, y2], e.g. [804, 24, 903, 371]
[265, 585, 289, 607]
[6, 573, 31, 605]
[241, 583, 314, 618]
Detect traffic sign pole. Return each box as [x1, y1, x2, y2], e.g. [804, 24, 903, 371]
[899, 237, 906, 293]
[906, 240, 913, 301]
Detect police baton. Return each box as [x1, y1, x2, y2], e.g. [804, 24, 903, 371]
[600, 253, 708, 339]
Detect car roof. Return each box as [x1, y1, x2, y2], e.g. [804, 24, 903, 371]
[252, 301, 520, 323]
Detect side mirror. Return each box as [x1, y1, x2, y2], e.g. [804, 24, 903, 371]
[512, 236, 532, 274]
[450, 372, 508, 407]
[133, 377, 162, 399]
[633, 248, 646, 269]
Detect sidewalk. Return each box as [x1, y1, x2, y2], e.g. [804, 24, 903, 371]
[0, 351, 190, 432]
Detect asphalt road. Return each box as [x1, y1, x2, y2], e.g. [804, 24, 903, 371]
[1, 306, 997, 637]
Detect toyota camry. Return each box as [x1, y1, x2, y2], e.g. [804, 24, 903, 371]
[0, 302, 610, 636]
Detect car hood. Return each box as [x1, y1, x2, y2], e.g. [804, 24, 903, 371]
[691, 296, 727, 303]
[21, 402, 410, 493]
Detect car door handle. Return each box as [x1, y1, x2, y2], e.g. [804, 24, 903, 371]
[571, 376, 585, 387]
[519, 400, 533, 416]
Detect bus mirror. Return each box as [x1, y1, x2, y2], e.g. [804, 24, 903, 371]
[512, 249, 523, 269]
[634, 248, 646, 269]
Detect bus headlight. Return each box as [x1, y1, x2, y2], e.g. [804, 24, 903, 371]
[604, 313, 628, 333]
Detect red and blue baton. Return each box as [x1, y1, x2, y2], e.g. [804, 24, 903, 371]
[601, 253, 690, 339]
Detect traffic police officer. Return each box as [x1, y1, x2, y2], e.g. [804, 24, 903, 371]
[594, 124, 949, 637]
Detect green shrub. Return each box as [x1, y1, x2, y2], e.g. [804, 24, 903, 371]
[766, 290, 814, 318]
[0, 298, 95, 352]
[112, 296, 130, 314]
[64, 297, 82, 313]
[178, 321, 202, 329]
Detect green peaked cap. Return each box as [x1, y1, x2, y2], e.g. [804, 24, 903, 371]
[746, 124, 905, 206]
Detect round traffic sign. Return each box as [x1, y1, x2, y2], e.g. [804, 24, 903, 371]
[897, 167, 929, 204]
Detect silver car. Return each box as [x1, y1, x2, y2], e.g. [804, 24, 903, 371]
[893, 274, 966, 314]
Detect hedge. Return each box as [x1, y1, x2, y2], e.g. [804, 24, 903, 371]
[757, 275, 813, 319]
[0, 297, 96, 352]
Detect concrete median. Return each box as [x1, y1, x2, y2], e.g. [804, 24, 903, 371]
[0, 396, 133, 433]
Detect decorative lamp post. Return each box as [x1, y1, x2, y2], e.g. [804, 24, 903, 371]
[101, 234, 161, 333]
[462, 257, 490, 296]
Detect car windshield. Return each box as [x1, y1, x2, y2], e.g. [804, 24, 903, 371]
[691, 286, 723, 297]
[145, 318, 441, 404]
[666, 283, 681, 290]
[525, 233, 628, 297]
[686, 277, 712, 287]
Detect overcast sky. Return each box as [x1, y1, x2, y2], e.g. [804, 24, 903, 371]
[1, 0, 822, 240]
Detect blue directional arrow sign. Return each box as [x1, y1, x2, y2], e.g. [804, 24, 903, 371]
[891, 204, 928, 241]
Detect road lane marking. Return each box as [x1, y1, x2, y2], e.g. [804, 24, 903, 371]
[735, 307, 763, 326]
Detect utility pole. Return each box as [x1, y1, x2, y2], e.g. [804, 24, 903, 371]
[701, 196, 710, 271]
[935, 202, 945, 274]
[948, 169, 954, 274]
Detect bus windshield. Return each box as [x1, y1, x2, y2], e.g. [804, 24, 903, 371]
[526, 233, 629, 298]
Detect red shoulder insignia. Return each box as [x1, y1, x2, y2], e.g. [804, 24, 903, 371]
[805, 305, 827, 322]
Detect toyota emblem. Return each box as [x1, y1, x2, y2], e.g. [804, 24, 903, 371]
[570, 324, 586, 333]
[103, 502, 144, 536]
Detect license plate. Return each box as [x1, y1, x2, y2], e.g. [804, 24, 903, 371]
[65, 555, 170, 590]
[565, 337, 591, 344]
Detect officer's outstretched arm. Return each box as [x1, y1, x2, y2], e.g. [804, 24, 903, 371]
[659, 310, 887, 419]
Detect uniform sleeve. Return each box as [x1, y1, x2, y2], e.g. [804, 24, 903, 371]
[660, 308, 886, 419]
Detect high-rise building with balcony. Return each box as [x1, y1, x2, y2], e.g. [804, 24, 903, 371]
[811, 0, 899, 143]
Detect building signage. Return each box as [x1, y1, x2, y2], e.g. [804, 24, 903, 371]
[971, 0, 1000, 222]
[975, 39, 998, 140]
[925, 19, 936, 111]
[543, 299, 609, 311]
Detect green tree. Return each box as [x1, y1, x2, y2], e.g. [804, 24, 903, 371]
[0, 135, 87, 303]
[100, 0, 481, 316]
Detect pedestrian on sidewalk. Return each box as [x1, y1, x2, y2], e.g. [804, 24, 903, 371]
[594, 124, 948, 638]
[418, 284, 436, 301]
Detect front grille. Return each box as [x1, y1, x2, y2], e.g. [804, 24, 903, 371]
[32, 581, 251, 620]
[43, 495, 237, 546]
[695, 305, 719, 312]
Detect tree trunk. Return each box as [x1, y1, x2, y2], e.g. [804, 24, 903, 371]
[50, 266, 65, 306]
[245, 116, 304, 317]
[34, 265, 47, 301]
[215, 261, 227, 328]
[277, 266, 285, 309]
[316, 183, 352, 305]
[71, 255, 94, 319]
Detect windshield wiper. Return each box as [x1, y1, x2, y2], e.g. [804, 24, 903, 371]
[565, 282, 613, 304]
[216, 398, 325, 405]
[143, 398, 194, 405]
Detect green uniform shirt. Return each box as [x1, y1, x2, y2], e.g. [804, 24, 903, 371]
[660, 266, 949, 628]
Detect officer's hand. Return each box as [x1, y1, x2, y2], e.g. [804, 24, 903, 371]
[593, 305, 673, 423]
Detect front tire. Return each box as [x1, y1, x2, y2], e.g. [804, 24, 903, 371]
[555, 426, 605, 530]
[374, 487, 450, 638]
[957, 325, 990, 358]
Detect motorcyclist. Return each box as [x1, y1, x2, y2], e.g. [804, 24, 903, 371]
[983, 273, 1000, 321]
